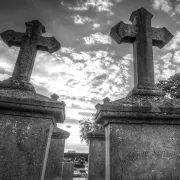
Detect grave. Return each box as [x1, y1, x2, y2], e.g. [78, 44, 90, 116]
[45, 127, 70, 180]
[62, 162, 74, 180]
[87, 128, 105, 180]
[95, 7, 180, 180]
[0, 20, 64, 180]
[45, 93, 70, 180]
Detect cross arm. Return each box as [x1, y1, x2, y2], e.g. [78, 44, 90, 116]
[37, 36, 61, 53]
[1, 30, 24, 47]
[110, 21, 137, 44]
[151, 27, 173, 49]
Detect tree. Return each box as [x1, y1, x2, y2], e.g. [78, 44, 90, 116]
[79, 118, 102, 144]
[156, 73, 180, 99]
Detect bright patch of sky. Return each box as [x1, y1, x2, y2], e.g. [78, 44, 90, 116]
[0, 0, 180, 152]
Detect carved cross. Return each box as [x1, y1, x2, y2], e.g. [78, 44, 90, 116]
[1, 20, 60, 82]
[110, 7, 173, 89]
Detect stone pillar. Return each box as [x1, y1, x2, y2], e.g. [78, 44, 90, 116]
[45, 127, 70, 180]
[0, 89, 65, 180]
[62, 162, 74, 180]
[87, 129, 105, 180]
[95, 95, 180, 180]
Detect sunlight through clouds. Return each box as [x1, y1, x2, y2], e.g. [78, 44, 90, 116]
[72, 15, 94, 24]
[0, 0, 179, 152]
[83, 32, 112, 45]
[67, 0, 114, 15]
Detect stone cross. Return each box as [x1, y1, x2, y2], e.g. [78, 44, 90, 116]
[1, 20, 60, 82]
[110, 7, 173, 89]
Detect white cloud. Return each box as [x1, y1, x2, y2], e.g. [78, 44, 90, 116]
[173, 50, 180, 63]
[151, 0, 174, 16]
[67, 0, 114, 15]
[72, 15, 94, 24]
[123, 54, 133, 61]
[161, 68, 175, 79]
[175, 4, 180, 14]
[160, 52, 172, 61]
[83, 32, 112, 45]
[165, 30, 180, 50]
[71, 51, 91, 61]
[86, 0, 114, 13]
[114, 0, 124, 2]
[60, 47, 74, 54]
[92, 23, 100, 30]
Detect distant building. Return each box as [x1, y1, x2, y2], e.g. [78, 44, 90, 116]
[67, 150, 76, 153]
[64, 152, 88, 162]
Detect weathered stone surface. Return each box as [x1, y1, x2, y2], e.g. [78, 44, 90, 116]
[62, 162, 74, 180]
[110, 7, 173, 91]
[96, 94, 180, 126]
[45, 127, 70, 180]
[51, 93, 59, 101]
[0, 115, 53, 180]
[95, 95, 180, 180]
[87, 129, 105, 180]
[95, 7, 179, 180]
[0, 20, 60, 91]
[106, 124, 180, 180]
[0, 88, 65, 180]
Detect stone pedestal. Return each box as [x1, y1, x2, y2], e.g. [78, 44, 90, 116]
[0, 88, 65, 180]
[62, 162, 74, 180]
[87, 129, 105, 180]
[95, 93, 180, 180]
[45, 127, 70, 180]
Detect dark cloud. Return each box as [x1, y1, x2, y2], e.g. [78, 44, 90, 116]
[0, 66, 11, 75]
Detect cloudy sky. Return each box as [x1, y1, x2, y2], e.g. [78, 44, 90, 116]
[0, 0, 180, 152]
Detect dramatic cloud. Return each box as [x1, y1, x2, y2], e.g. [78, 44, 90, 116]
[173, 51, 180, 63]
[1, 0, 179, 153]
[151, 0, 180, 21]
[151, 0, 173, 16]
[165, 30, 180, 50]
[92, 23, 100, 30]
[83, 32, 112, 45]
[72, 15, 94, 24]
[67, 0, 114, 15]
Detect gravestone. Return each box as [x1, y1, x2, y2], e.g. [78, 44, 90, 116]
[87, 128, 105, 180]
[0, 20, 64, 180]
[110, 7, 172, 94]
[45, 127, 70, 180]
[0, 20, 60, 91]
[95, 8, 180, 180]
[62, 162, 74, 180]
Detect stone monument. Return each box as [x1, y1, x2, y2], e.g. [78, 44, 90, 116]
[45, 127, 70, 180]
[0, 20, 64, 180]
[95, 7, 180, 180]
[87, 128, 105, 180]
[45, 94, 70, 180]
[62, 162, 74, 180]
[0, 20, 60, 91]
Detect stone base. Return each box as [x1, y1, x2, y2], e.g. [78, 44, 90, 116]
[0, 114, 53, 180]
[106, 123, 180, 180]
[87, 129, 105, 180]
[128, 87, 166, 96]
[0, 86, 65, 180]
[62, 162, 74, 180]
[45, 127, 70, 180]
[0, 77, 35, 91]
